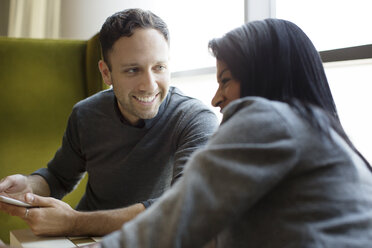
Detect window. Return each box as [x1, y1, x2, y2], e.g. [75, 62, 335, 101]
[275, 0, 372, 51]
[324, 60, 372, 162]
[164, 0, 245, 121]
[154, 0, 244, 72]
[172, 72, 220, 118]
[276, 0, 372, 162]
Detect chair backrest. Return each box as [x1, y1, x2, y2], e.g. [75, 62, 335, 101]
[0, 35, 105, 243]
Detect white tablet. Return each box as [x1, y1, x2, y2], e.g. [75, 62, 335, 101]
[0, 195, 32, 207]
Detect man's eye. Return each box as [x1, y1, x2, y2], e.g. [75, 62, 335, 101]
[155, 65, 166, 71]
[125, 68, 138, 73]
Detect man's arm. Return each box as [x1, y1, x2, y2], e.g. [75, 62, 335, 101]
[16, 194, 145, 236]
[26, 175, 51, 196]
[171, 107, 218, 184]
[73, 203, 146, 236]
[137, 103, 218, 211]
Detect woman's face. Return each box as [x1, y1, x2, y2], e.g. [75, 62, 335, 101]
[211, 60, 241, 112]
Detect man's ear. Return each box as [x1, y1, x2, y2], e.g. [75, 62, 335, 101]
[98, 60, 112, 86]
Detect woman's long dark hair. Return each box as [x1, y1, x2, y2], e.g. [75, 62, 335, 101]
[209, 18, 370, 168]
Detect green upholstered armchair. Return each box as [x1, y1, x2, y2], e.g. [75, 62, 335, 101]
[0, 34, 106, 243]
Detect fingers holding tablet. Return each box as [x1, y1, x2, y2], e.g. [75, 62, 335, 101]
[0, 195, 32, 208]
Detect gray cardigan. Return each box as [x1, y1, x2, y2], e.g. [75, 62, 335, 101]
[102, 97, 372, 247]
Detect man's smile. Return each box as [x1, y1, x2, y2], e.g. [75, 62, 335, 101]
[133, 93, 160, 104]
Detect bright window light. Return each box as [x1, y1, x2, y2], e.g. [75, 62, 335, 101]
[171, 73, 222, 121]
[153, 0, 244, 72]
[275, 0, 372, 51]
[275, 0, 372, 163]
[324, 60, 372, 162]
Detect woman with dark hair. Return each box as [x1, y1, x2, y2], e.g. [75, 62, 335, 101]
[209, 18, 369, 167]
[36, 19, 372, 248]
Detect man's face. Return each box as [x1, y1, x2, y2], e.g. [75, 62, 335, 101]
[99, 28, 170, 125]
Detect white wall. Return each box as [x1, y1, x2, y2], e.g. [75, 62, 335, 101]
[60, 0, 162, 39]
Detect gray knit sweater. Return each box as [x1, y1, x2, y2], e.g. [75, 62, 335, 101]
[102, 96, 372, 247]
[33, 87, 218, 210]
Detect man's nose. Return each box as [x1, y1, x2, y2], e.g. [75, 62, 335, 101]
[139, 71, 157, 92]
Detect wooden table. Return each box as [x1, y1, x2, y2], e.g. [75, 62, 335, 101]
[10, 229, 101, 248]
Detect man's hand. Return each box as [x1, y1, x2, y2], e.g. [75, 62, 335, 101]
[21, 193, 79, 236]
[0, 174, 33, 216]
[1, 190, 145, 237]
[0, 174, 51, 218]
[0, 193, 78, 236]
[0, 174, 50, 199]
[0, 174, 33, 200]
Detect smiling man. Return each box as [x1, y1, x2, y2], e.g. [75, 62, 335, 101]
[0, 8, 218, 236]
[99, 28, 170, 126]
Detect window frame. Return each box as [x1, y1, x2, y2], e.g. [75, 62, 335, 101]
[171, 0, 274, 79]
[320, 44, 372, 63]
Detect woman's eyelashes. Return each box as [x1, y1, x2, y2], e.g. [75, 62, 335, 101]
[221, 78, 230, 84]
[220, 77, 231, 87]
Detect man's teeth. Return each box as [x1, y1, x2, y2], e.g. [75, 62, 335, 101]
[135, 95, 156, 102]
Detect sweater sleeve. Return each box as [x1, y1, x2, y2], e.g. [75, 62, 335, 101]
[32, 106, 86, 199]
[170, 102, 219, 185]
[100, 99, 299, 248]
[142, 105, 218, 209]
